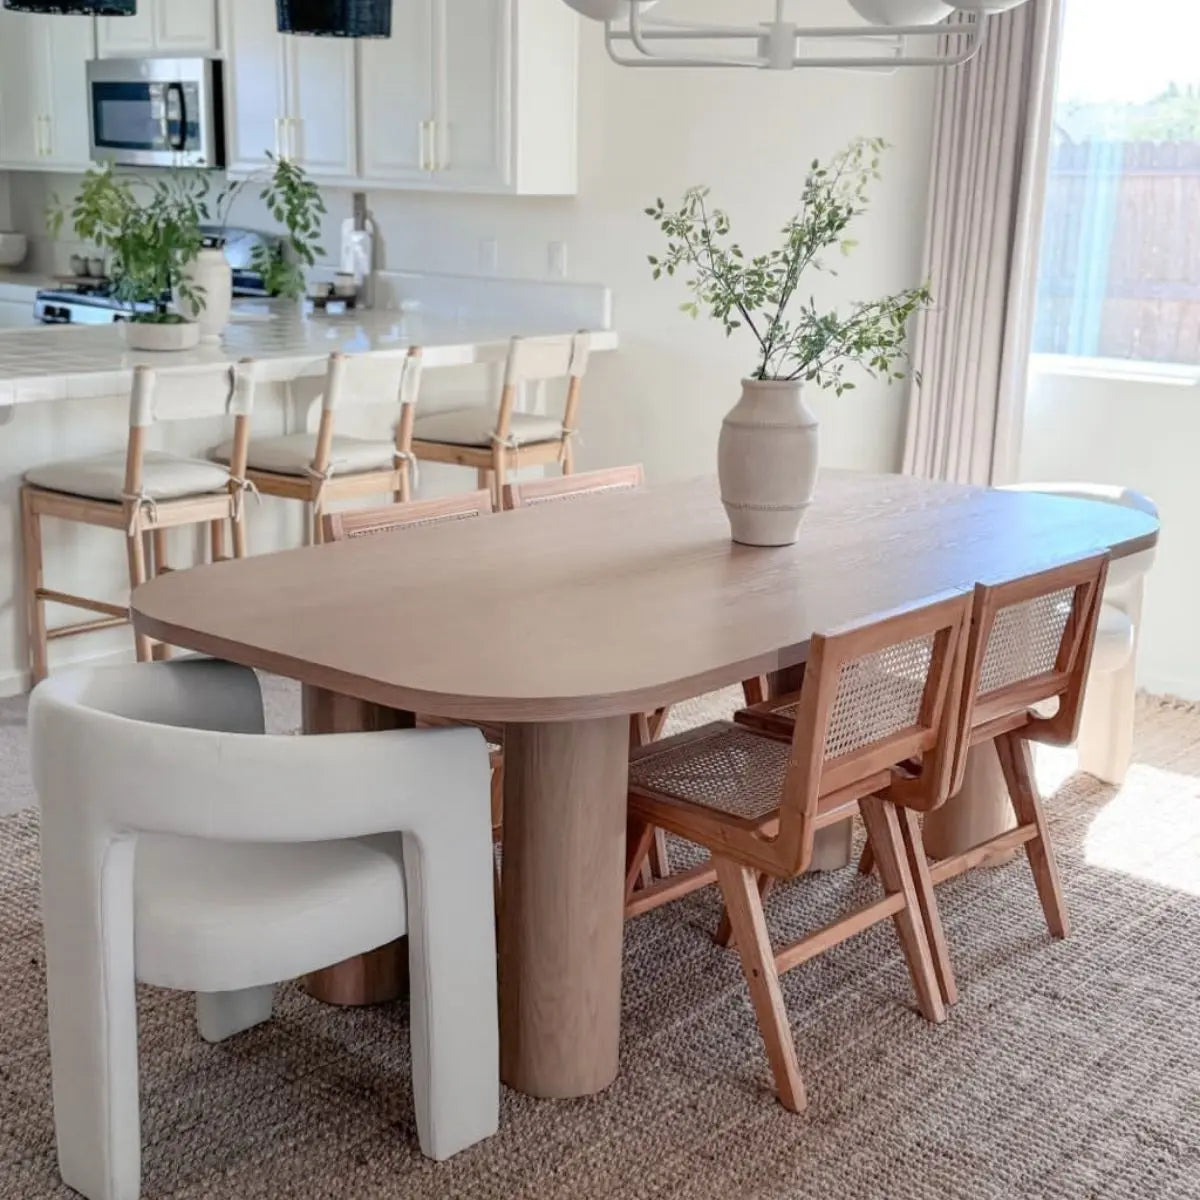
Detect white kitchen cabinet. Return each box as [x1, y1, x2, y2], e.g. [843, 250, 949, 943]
[220, 0, 357, 182]
[0, 11, 94, 172]
[97, 0, 219, 56]
[359, 0, 579, 195]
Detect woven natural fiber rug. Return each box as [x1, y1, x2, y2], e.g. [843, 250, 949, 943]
[1, 686, 1198, 1198]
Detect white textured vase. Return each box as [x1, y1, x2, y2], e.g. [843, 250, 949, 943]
[178, 248, 232, 342]
[718, 378, 819, 547]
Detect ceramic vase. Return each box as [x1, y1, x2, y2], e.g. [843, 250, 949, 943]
[178, 248, 232, 342]
[717, 378, 819, 547]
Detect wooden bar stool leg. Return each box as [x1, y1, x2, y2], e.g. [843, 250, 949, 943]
[713, 858, 807, 1113]
[231, 511, 248, 559]
[859, 796, 946, 1025]
[20, 489, 49, 685]
[897, 808, 957, 1006]
[209, 518, 226, 564]
[125, 529, 153, 664]
[996, 731, 1071, 939]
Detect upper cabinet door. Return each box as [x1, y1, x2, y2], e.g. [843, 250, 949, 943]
[98, 0, 218, 56]
[43, 15, 96, 170]
[359, 0, 436, 185]
[434, 0, 511, 191]
[97, 7, 156, 56]
[155, 0, 219, 52]
[221, 0, 288, 175]
[285, 36, 357, 181]
[0, 12, 44, 170]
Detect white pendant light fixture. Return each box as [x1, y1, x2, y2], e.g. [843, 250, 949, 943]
[562, 0, 1034, 71]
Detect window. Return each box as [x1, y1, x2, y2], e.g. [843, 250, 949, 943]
[1033, 0, 1200, 368]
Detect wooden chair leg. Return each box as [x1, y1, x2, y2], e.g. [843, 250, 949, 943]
[996, 731, 1070, 939]
[20, 489, 49, 685]
[231, 512, 248, 559]
[896, 807, 957, 1006]
[492, 450, 508, 512]
[125, 528, 153, 663]
[647, 707, 671, 741]
[649, 828, 671, 879]
[714, 872, 774, 949]
[858, 796, 946, 1025]
[741, 676, 768, 706]
[713, 858, 807, 1113]
[625, 817, 656, 904]
[858, 841, 875, 876]
[210, 518, 226, 564]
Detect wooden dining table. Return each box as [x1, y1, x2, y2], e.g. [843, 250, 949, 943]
[131, 470, 1159, 1101]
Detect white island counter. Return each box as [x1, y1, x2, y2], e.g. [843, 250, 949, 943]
[0, 270, 616, 406]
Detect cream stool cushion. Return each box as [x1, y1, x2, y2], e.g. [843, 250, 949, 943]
[25, 451, 231, 503]
[134, 833, 407, 993]
[412, 407, 564, 448]
[212, 432, 398, 477]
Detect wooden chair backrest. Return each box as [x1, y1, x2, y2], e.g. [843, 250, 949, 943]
[321, 490, 493, 543]
[495, 333, 590, 447]
[769, 592, 973, 876]
[124, 360, 255, 499]
[310, 347, 423, 476]
[501, 464, 644, 511]
[951, 553, 1109, 791]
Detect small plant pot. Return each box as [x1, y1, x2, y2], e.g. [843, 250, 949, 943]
[123, 320, 201, 353]
[717, 378, 820, 547]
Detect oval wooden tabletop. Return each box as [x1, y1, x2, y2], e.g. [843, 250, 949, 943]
[132, 471, 1160, 723]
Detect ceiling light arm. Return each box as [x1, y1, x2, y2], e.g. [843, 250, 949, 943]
[604, 5, 987, 71]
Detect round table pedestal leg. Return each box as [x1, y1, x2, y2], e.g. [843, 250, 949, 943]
[500, 715, 629, 1099]
[301, 684, 413, 1006]
[922, 738, 1019, 866]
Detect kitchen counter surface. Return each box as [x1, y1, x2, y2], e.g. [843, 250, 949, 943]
[0, 302, 619, 406]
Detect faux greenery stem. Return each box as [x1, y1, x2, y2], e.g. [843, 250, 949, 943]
[646, 137, 932, 394]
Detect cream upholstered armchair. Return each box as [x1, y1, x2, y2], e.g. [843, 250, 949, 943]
[1003, 482, 1158, 784]
[31, 659, 498, 1200]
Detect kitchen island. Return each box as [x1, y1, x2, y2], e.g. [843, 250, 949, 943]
[0, 270, 615, 692]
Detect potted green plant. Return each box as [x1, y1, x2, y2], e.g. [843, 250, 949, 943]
[647, 137, 931, 547]
[50, 164, 208, 352]
[208, 152, 327, 311]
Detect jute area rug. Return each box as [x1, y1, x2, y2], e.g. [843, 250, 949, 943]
[1, 685, 1198, 1199]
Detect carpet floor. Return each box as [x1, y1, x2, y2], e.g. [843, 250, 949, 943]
[1, 682, 1198, 1198]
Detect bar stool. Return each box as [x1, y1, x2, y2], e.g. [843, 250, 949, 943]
[214, 347, 422, 544]
[411, 333, 590, 509]
[21, 362, 255, 683]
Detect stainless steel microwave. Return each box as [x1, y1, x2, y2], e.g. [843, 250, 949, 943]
[87, 57, 225, 169]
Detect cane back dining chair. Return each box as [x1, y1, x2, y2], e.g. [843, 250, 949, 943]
[411, 333, 590, 509]
[626, 591, 973, 1111]
[31, 659, 499, 1200]
[214, 347, 422, 545]
[735, 554, 1109, 1006]
[321, 491, 505, 886]
[21, 361, 256, 683]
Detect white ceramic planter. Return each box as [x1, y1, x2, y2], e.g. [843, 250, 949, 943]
[177, 248, 232, 342]
[717, 378, 819, 547]
[123, 320, 201, 353]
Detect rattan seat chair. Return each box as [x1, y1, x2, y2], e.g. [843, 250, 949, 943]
[734, 555, 1109, 1006]
[626, 592, 973, 1111]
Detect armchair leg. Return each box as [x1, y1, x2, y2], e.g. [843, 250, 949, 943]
[195, 985, 275, 1044]
[1076, 660, 1136, 785]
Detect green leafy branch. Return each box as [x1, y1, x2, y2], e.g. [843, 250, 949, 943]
[646, 137, 931, 393]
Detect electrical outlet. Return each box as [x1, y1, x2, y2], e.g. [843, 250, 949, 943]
[479, 237, 499, 275]
[547, 241, 568, 279]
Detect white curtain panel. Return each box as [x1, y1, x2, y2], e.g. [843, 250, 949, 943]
[903, 0, 1064, 486]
